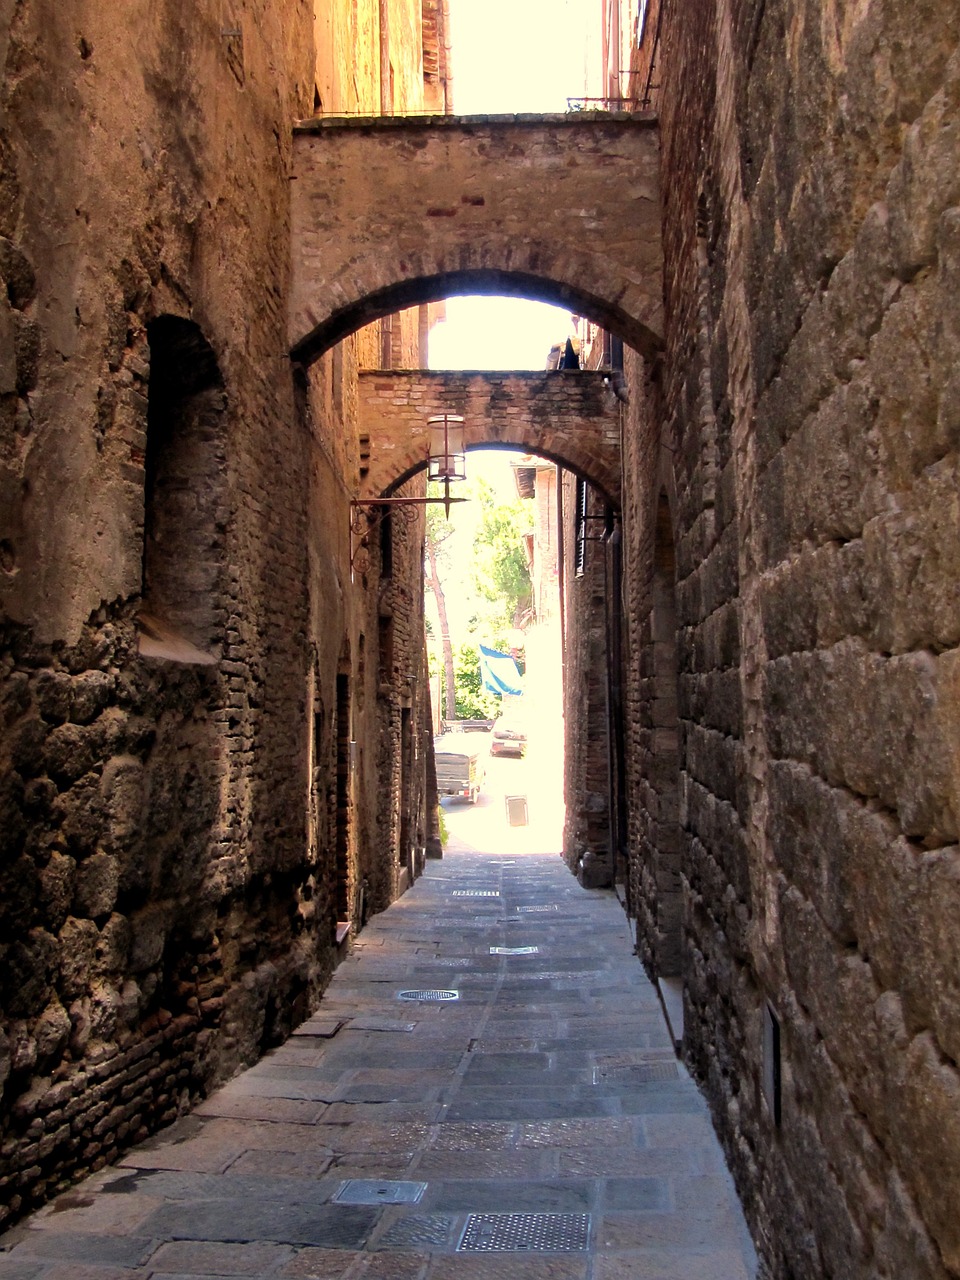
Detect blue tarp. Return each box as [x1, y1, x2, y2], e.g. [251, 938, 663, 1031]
[479, 644, 524, 697]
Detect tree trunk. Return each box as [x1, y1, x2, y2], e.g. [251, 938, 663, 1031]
[425, 531, 457, 721]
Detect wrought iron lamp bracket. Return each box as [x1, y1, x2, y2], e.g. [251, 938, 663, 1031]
[349, 478, 467, 574]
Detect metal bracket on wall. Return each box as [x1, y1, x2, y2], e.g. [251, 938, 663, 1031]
[349, 481, 468, 576]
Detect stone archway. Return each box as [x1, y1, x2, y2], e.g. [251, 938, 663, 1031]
[358, 369, 623, 506]
[289, 113, 662, 364]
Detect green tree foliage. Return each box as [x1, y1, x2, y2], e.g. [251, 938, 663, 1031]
[453, 641, 501, 720]
[470, 478, 533, 632]
[424, 490, 458, 718]
[424, 472, 532, 722]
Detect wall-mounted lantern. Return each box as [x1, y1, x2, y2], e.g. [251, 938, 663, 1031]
[349, 414, 469, 573]
[427, 414, 466, 485]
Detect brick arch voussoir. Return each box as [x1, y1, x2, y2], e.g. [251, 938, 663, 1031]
[381, 441, 620, 512]
[291, 248, 663, 367]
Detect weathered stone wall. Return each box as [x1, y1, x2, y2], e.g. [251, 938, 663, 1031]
[0, 0, 438, 1228]
[307, 0, 442, 930]
[0, 0, 319, 1224]
[368, 477, 433, 909]
[289, 113, 663, 361]
[561, 474, 615, 884]
[300, 340, 434, 932]
[623, 0, 960, 1274]
[619, 350, 690, 979]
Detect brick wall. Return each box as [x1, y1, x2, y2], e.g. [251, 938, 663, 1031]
[290, 113, 663, 362]
[561, 474, 615, 884]
[358, 370, 622, 504]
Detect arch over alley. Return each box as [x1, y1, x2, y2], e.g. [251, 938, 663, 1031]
[289, 112, 662, 364]
[358, 369, 623, 506]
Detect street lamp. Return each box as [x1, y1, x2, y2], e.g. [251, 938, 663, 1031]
[426, 414, 466, 516]
[427, 414, 466, 483]
[350, 413, 469, 571]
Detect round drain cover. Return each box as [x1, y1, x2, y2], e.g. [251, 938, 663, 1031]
[398, 989, 459, 1002]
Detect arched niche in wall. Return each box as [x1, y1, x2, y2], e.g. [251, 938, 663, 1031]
[651, 490, 681, 978]
[139, 316, 227, 663]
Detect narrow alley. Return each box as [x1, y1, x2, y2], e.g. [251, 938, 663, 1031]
[0, 832, 756, 1280]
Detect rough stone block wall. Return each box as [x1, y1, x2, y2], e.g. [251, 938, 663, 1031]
[0, 0, 437, 1228]
[0, 0, 325, 1225]
[619, 350, 697, 981]
[630, 0, 960, 1274]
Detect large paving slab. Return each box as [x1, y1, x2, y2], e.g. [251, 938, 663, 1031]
[0, 845, 757, 1279]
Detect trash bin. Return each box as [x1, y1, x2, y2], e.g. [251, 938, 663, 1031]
[505, 795, 528, 826]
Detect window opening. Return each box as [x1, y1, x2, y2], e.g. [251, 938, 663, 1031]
[574, 479, 608, 577]
[141, 316, 225, 661]
[575, 477, 588, 576]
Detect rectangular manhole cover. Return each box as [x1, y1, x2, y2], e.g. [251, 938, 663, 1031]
[453, 890, 500, 897]
[333, 1180, 427, 1205]
[490, 946, 539, 955]
[458, 1212, 590, 1252]
[377, 1213, 456, 1247]
[398, 989, 460, 1002]
[516, 905, 559, 913]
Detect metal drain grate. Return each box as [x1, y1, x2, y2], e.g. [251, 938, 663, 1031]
[458, 1212, 590, 1253]
[453, 890, 500, 897]
[333, 1179, 427, 1205]
[490, 946, 539, 955]
[397, 989, 459, 1002]
[516, 905, 559, 913]
[593, 1061, 679, 1084]
[377, 1213, 456, 1247]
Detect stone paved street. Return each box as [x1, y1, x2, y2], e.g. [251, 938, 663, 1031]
[0, 841, 757, 1279]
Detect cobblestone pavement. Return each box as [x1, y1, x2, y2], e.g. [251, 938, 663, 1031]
[0, 844, 757, 1279]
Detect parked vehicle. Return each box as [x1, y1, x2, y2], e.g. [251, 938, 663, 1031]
[441, 718, 495, 734]
[434, 734, 485, 803]
[489, 719, 527, 759]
